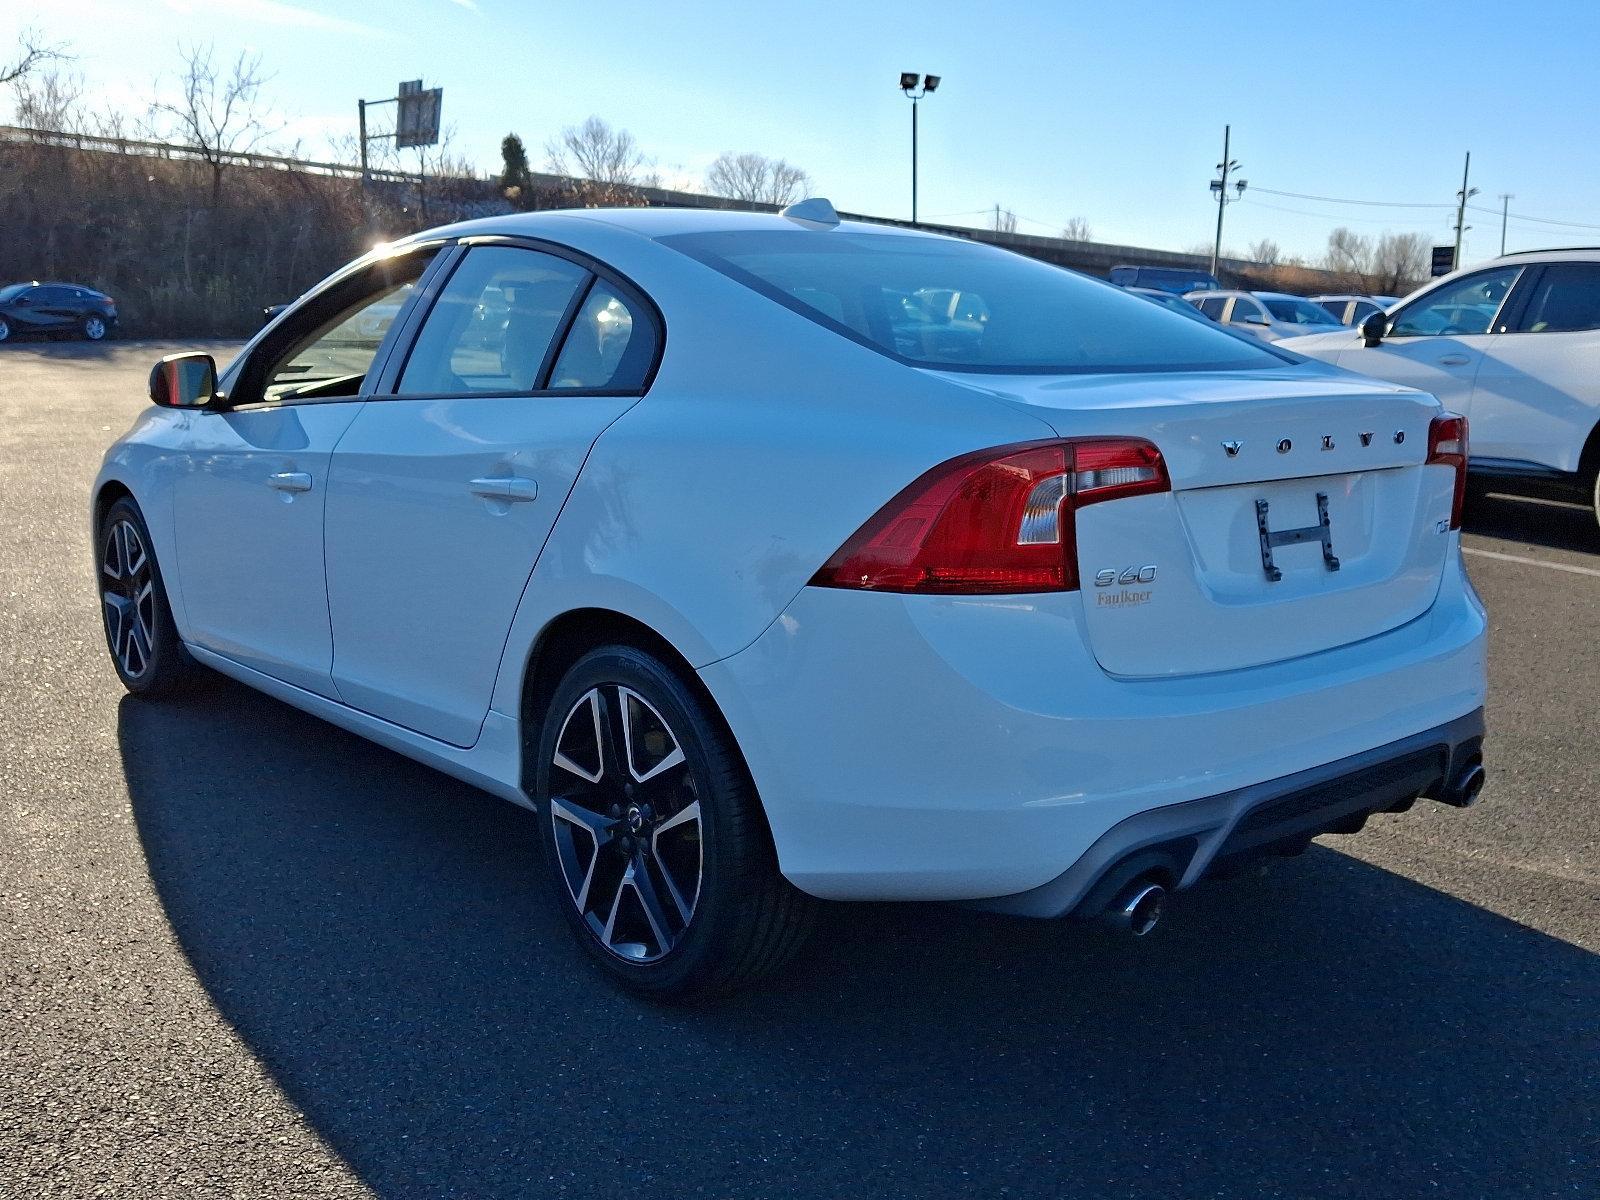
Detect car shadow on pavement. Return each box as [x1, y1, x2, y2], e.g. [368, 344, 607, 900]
[119, 683, 1598, 1200]
[1464, 490, 1598, 554]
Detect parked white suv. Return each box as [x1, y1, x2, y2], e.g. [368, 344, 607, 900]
[1283, 249, 1600, 526]
[1185, 289, 1347, 342]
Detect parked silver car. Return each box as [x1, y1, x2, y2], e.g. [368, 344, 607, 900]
[1311, 294, 1401, 327]
[1184, 289, 1346, 342]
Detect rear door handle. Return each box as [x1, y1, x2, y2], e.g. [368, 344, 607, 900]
[267, 471, 313, 493]
[1437, 353, 1471, 366]
[469, 476, 539, 503]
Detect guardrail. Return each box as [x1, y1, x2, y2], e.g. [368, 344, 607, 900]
[0, 124, 424, 184]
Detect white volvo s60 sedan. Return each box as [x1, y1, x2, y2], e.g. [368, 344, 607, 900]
[94, 201, 1489, 999]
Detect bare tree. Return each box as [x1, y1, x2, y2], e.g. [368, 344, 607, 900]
[705, 152, 810, 206]
[1248, 238, 1282, 267]
[1369, 232, 1428, 294]
[148, 44, 280, 205]
[1322, 227, 1427, 294]
[11, 66, 84, 132]
[1324, 227, 1373, 289]
[546, 116, 652, 186]
[991, 205, 1018, 234]
[2, 27, 66, 89]
[1061, 216, 1092, 242]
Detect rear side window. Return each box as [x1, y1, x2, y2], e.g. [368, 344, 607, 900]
[1510, 263, 1600, 334]
[1315, 299, 1346, 320]
[547, 280, 657, 391]
[1196, 295, 1228, 320]
[398, 246, 588, 395]
[663, 230, 1284, 374]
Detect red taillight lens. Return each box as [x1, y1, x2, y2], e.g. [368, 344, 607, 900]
[810, 437, 1169, 594]
[1427, 412, 1469, 529]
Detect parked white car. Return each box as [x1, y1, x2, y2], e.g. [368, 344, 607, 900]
[1185, 289, 1348, 341]
[1310, 294, 1400, 327]
[97, 203, 1488, 999]
[1283, 249, 1600, 524]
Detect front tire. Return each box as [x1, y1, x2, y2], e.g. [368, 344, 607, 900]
[534, 645, 815, 1001]
[97, 498, 199, 697]
[0, 317, 11, 343]
[82, 315, 108, 341]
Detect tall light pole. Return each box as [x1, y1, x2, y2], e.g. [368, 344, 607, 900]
[1209, 125, 1247, 278]
[1498, 192, 1514, 255]
[899, 72, 940, 224]
[1452, 151, 1478, 270]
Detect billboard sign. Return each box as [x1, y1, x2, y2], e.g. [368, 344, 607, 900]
[395, 80, 442, 149]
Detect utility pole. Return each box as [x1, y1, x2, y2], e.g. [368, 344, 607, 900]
[1452, 152, 1478, 270]
[357, 99, 369, 189]
[1209, 125, 1246, 278]
[1498, 193, 1514, 256]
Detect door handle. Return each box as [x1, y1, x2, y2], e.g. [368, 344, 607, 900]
[1437, 353, 1471, 366]
[469, 476, 539, 503]
[266, 471, 313, 493]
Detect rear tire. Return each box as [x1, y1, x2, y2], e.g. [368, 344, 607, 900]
[534, 644, 816, 1001]
[0, 317, 11, 343]
[82, 315, 108, 341]
[97, 497, 200, 698]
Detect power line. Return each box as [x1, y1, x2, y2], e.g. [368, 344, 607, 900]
[1239, 197, 1444, 227]
[1251, 186, 1453, 209]
[1466, 202, 1600, 231]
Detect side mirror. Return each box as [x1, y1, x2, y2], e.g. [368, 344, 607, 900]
[1359, 311, 1388, 347]
[148, 353, 217, 409]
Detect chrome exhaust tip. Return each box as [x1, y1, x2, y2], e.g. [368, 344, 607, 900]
[1103, 881, 1166, 937]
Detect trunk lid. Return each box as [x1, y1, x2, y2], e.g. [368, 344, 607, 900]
[935, 369, 1454, 676]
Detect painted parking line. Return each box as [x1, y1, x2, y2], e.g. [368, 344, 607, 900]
[1463, 546, 1600, 579]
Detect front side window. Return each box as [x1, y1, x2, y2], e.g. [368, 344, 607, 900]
[1230, 299, 1266, 323]
[662, 230, 1285, 374]
[1350, 300, 1381, 323]
[1390, 267, 1521, 337]
[1509, 262, 1600, 334]
[397, 246, 589, 395]
[243, 250, 437, 405]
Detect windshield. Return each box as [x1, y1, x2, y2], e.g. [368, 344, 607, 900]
[663, 230, 1286, 374]
[1264, 298, 1341, 326]
[0, 284, 31, 302]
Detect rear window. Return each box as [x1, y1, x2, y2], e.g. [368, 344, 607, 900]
[662, 230, 1284, 374]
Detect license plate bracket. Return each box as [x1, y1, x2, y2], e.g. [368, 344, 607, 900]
[1255, 492, 1340, 582]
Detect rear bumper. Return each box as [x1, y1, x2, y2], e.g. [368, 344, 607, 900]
[699, 543, 1487, 903]
[978, 708, 1484, 918]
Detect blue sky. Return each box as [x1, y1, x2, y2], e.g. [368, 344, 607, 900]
[10, 0, 1600, 262]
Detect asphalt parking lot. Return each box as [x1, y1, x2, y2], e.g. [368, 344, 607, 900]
[2, 340, 1595, 1199]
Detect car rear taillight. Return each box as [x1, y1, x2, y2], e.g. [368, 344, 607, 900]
[1427, 412, 1469, 530]
[810, 437, 1169, 594]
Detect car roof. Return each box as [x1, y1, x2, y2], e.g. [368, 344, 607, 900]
[417, 205, 952, 245]
[1493, 247, 1600, 263]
